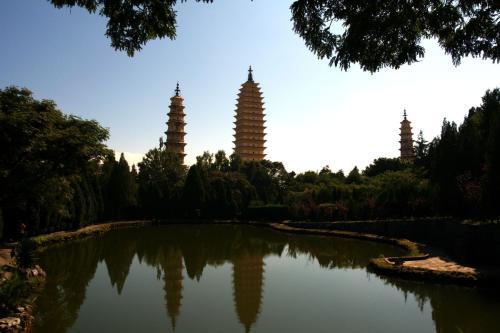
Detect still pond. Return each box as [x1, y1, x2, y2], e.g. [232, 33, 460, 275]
[33, 224, 500, 333]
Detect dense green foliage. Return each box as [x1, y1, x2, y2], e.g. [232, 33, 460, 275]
[16, 239, 37, 269]
[47, 0, 499, 71]
[137, 148, 184, 218]
[1, 86, 499, 239]
[0, 87, 137, 239]
[426, 88, 500, 216]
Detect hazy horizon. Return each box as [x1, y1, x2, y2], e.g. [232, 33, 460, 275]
[1, 0, 499, 173]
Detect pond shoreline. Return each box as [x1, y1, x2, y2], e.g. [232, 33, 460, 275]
[2, 218, 497, 333]
[30, 219, 496, 286]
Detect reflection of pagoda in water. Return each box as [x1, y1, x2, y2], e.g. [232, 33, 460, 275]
[161, 248, 184, 330]
[232, 254, 265, 333]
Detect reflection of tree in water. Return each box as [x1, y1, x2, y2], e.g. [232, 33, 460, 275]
[33, 237, 103, 333]
[379, 275, 500, 333]
[33, 224, 500, 333]
[232, 253, 265, 333]
[159, 247, 184, 330]
[284, 233, 405, 269]
[101, 229, 137, 294]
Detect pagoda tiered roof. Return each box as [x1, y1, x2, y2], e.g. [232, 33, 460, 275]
[233, 67, 267, 161]
[165, 83, 187, 164]
[399, 109, 415, 163]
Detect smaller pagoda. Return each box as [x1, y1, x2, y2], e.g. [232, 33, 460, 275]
[399, 109, 415, 163]
[165, 83, 187, 164]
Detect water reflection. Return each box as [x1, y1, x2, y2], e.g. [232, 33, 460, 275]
[233, 253, 265, 333]
[161, 248, 184, 330]
[33, 224, 500, 333]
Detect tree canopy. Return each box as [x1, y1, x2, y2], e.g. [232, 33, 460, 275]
[291, 0, 499, 72]
[47, 0, 499, 71]
[0, 86, 111, 237]
[49, 0, 213, 56]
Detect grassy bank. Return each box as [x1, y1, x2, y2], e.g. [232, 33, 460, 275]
[268, 222, 421, 256]
[31, 220, 153, 251]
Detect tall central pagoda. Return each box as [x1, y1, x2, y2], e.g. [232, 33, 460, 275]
[165, 83, 187, 164]
[233, 66, 266, 161]
[400, 109, 415, 163]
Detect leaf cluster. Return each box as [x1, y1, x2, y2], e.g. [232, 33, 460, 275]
[49, 0, 214, 56]
[291, 0, 499, 72]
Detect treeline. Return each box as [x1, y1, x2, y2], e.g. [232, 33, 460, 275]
[0, 87, 136, 239]
[1, 87, 499, 239]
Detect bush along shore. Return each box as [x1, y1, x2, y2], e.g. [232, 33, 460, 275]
[0, 242, 45, 333]
[1, 218, 499, 332]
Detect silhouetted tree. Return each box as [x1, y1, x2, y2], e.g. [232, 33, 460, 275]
[137, 148, 185, 218]
[414, 131, 429, 168]
[105, 153, 137, 219]
[47, 1, 498, 73]
[291, 0, 499, 72]
[213, 150, 230, 172]
[183, 165, 206, 217]
[363, 158, 405, 177]
[346, 166, 362, 184]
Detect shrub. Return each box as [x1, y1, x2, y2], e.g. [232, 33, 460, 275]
[0, 208, 3, 240]
[245, 204, 289, 220]
[16, 239, 37, 269]
[0, 273, 30, 315]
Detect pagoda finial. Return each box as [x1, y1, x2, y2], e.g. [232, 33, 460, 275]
[248, 66, 253, 82]
[403, 109, 407, 120]
[175, 82, 180, 96]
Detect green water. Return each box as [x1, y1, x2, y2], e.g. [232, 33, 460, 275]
[32, 225, 500, 333]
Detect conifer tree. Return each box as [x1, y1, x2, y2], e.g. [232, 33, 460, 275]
[183, 165, 206, 217]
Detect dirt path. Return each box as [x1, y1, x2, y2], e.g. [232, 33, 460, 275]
[402, 256, 477, 275]
[0, 248, 13, 267]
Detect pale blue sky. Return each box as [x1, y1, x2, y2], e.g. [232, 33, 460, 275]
[1, 0, 499, 172]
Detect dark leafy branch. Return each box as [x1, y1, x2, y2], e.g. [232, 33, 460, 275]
[49, 0, 214, 56]
[47, 0, 499, 71]
[291, 0, 499, 72]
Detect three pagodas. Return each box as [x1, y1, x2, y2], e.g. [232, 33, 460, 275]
[164, 66, 266, 164]
[164, 66, 416, 165]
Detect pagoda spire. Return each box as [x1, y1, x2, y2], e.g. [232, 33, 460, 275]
[165, 83, 187, 164]
[248, 66, 253, 82]
[233, 67, 266, 161]
[175, 82, 180, 96]
[399, 109, 415, 163]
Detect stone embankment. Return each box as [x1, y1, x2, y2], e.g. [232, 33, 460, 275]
[31, 220, 153, 250]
